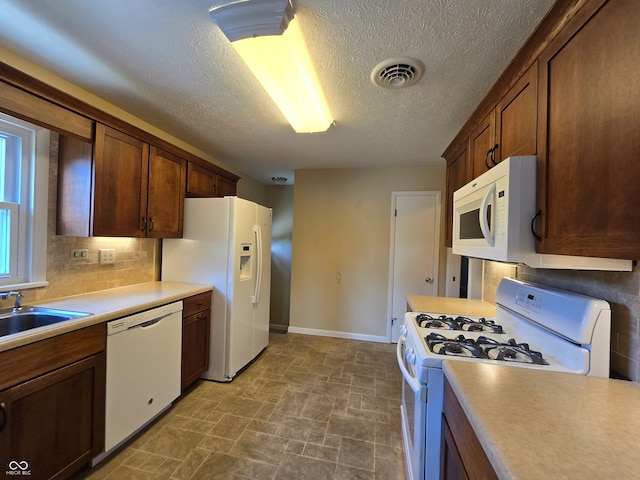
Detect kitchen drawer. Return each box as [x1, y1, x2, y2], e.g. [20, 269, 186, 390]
[0, 324, 106, 391]
[183, 291, 212, 317]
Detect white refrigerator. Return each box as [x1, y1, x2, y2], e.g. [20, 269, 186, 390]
[161, 197, 272, 382]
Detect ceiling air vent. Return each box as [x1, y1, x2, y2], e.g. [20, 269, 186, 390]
[371, 57, 425, 89]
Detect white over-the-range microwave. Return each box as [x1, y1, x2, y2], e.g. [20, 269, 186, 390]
[452, 156, 632, 271]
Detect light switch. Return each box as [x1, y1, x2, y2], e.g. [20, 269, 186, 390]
[99, 249, 116, 265]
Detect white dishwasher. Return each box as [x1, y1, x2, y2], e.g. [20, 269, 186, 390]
[102, 301, 182, 456]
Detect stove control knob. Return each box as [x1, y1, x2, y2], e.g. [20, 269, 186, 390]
[405, 347, 416, 365]
[400, 324, 407, 337]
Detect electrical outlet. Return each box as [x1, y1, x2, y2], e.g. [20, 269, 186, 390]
[71, 249, 88, 260]
[99, 249, 116, 265]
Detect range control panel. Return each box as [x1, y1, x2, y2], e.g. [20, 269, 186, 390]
[516, 289, 544, 312]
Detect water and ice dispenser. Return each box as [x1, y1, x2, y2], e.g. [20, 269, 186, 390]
[239, 243, 253, 280]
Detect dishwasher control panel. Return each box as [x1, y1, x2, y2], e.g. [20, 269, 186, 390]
[107, 301, 183, 335]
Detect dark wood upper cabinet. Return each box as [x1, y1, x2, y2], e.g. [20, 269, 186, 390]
[216, 173, 237, 197]
[536, 0, 640, 259]
[92, 124, 150, 237]
[469, 111, 495, 178]
[443, 0, 638, 261]
[469, 62, 538, 178]
[147, 146, 186, 238]
[186, 161, 237, 198]
[495, 62, 538, 162]
[58, 124, 186, 238]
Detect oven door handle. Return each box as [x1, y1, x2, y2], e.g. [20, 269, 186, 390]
[396, 336, 426, 401]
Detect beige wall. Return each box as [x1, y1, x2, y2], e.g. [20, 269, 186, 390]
[289, 166, 446, 340]
[266, 185, 294, 331]
[236, 176, 268, 205]
[482, 261, 640, 383]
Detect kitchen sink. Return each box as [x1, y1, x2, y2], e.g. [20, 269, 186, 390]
[0, 306, 91, 338]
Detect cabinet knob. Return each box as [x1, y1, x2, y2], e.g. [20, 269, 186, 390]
[141, 217, 147, 232]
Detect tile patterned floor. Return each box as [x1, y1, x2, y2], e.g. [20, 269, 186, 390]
[78, 333, 407, 480]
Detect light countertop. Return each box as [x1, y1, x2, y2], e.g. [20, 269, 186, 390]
[0, 281, 212, 353]
[407, 295, 496, 317]
[443, 361, 640, 479]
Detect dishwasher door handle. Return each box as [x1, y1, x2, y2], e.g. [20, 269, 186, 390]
[127, 314, 171, 330]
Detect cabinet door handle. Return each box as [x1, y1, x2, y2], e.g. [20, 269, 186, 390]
[141, 217, 147, 232]
[531, 209, 542, 241]
[484, 148, 493, 170]
[0, 402, 6, 432]
[491, 144, 499, 166]
[148, 217, 154, 232]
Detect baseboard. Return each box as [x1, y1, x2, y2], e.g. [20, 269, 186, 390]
[269, 323, 289, 334]
[287, 326, 388, 343]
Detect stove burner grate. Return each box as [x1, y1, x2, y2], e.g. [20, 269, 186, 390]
[425, 333, 549, 365]
[416, 313, 504, 333]
[425, 333, 486, 359]
[477, 337, 548, 365]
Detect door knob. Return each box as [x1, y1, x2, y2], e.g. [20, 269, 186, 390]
[424, 277, 433, 284]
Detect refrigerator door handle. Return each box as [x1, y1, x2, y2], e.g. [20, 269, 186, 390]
[252, 224, 263, 304]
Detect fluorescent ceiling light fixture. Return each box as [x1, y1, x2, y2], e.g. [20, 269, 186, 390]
[210, 0, 333, 133]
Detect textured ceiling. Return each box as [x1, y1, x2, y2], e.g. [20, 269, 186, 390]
[0, 0, 555, 184]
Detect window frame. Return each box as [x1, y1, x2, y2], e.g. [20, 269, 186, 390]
[0, 112, 49, 290]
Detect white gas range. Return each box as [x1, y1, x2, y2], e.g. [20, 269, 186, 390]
[397, 277, 611, 480]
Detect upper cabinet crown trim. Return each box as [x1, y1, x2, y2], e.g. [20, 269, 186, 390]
[0, 79, 94, 141]
[0, 61, 239, 182]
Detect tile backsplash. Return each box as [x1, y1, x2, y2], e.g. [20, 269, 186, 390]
[484, 261, 640, 383]
[0, 132, 159, 309]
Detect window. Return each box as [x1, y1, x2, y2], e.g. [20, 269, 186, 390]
[0, 113, 49, 289]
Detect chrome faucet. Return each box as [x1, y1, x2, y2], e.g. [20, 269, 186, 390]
[0, 291, 24, 309]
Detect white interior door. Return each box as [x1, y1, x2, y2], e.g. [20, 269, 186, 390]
[388, 192, 440, 342]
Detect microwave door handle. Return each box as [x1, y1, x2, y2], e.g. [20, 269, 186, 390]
[480, 184, 496, 246]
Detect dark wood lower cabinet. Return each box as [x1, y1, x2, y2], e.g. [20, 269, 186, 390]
[181, 291, 212, 391]
[441, 414, 469, 480]
[441, 379, 497, 480]
[0, 353, 105, 480]
[0, 325, 106, 480]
